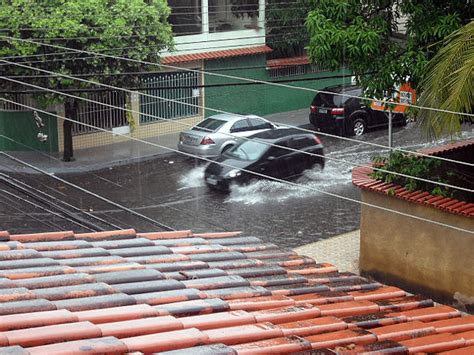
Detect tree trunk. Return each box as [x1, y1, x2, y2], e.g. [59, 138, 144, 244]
[63, 100, 77, 162]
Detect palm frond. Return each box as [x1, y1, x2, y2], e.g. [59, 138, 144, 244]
[418, 20, 474, 139]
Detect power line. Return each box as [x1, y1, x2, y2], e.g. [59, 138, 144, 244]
[2, 35, 471, 123]
[0, 134, 230, 233]
[1, 76, 471, 194]
[1, 55, 471, 170]
[0, 30, 306, 64]
[0, 97, 471, 235]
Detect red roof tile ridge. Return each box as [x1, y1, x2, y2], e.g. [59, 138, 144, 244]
[417, 138, 474, 156]
[74, 229, 136, 241]
[352, 164, 474, 218]
[9, 231, 74, 243]
[138, 230, 192, 239]
[192, 231, 243, 238]
[161, 45, 272, 64]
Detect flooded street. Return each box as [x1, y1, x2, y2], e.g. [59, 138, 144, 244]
[2, 123, 472, 249]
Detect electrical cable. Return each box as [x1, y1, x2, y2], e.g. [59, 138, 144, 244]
[0, 187, 96, 232]
[1, 35, 471, 122]
[1, 57, 471, 172]
[3, 74, 473, 194]
[0, 171, 122, 230]
[1, 98, 472, 235]
[0, 134, 230, 233]
[0, 190, 68, 231]
[0, 150, 176, 232]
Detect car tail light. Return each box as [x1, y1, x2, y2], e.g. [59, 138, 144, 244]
[310, 105, 317, 113]
[200, 136, 215, 145]
[313, 135, 321, 145]
[330, 108, 345, 115]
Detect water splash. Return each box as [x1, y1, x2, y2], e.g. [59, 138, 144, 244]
[225, 161, 353, 205]
[177, 165, 207, 190]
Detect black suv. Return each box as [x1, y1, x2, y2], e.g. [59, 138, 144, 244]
[309, 85, 407, 136]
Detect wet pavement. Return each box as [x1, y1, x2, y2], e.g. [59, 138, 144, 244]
[1, 113, 473, 249]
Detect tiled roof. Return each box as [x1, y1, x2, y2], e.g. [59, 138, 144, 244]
[161, 45, 273, 64]
[1, 228, 473, 353]
[266, 55, 310, 69]
[352, 139, 474, 217]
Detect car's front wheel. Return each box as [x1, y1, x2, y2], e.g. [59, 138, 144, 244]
[351, 117, 367, 136]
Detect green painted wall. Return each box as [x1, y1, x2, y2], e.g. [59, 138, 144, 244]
[0, 111, 59, 152]
[203, 55, 352, 117]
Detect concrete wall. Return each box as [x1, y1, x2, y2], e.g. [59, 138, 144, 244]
[359, 190, 474, 306]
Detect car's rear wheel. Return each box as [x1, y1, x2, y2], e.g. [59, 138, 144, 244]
[352, 117, 367, 136]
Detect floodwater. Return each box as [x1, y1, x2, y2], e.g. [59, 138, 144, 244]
[1, 123, 472, 249]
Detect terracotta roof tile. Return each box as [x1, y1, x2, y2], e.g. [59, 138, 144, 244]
[16, 273, 96, 290]
[440, 344, 474, 354]
[0, 309, 78, 331]
[97, 315, 183, 338]
[352, 138, 474, 217]
[232, 335, 312, 354]
[180, 310, 256, 330]
[133, 288, 204, 306]
[0, 298, 57, 316]
[1, 228, 471, 354]
[27, 336, 129, 354]
[9, 231, 74, 243]
[306, 328, 377, 349]
[74, 304, 161, 324]
[267, 55, 310, 68]
[161, 46, 272, 64]
[399, 333, 466, 353]
[4, 321, 101, 347]
[122, 328, 209, 353]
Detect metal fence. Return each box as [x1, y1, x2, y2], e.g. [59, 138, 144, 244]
[0, 94, 36, 111]
[139, 71, 201, 124]
[268, 63, 330, 78]
[74, 91, 127, 135]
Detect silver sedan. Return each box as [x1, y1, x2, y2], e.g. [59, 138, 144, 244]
[178, 113, 277, 159]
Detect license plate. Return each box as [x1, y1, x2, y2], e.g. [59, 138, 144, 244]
[206, 177, 217, 185]
[318, 108, 327, 114]
[182, 135, 197, 145]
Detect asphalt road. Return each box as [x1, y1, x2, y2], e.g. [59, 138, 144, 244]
[3, 121, 471, 249]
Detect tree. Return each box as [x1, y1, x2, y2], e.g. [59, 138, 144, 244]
[266, 0, 312, 59]
[417, 20, 473, 139]
[305, 0, 472, 100]
[0, 0, 174, 161]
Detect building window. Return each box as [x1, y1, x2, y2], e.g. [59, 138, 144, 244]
[168, 0, 202, 36]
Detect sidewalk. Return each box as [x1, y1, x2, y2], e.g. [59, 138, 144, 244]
[294, 230, 360, 274]
[0, 109, 311, 174]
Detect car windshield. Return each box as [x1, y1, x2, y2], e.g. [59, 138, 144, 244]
[192, 118, 226, 132]
[226, 140, 268, 161]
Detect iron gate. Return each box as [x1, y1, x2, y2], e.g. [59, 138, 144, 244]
[139, 71, 201, 124]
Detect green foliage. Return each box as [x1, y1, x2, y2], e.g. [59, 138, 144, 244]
[0, 0, 174, 101]
[306, 0, 472, 99]
[266, 0, 312, 58]
[417, 21, 474, 139]
[370, 151, 452, 197]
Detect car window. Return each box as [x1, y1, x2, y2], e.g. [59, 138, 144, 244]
[333, 89, 362, 107]
[230, 119, 251, 133]
[192, 118, 226, 132]
[227, 140, 268, 160]
[289, 136, 314, 150]
[249, 118, 273, 130]
[267, 140, 289, 158]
